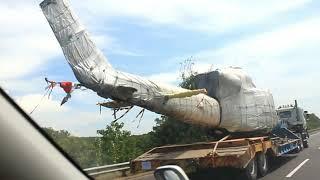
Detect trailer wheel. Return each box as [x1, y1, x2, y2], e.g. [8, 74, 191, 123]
[299, 141, 304, 151]
[257, 152, 268, 177]
[295, 143, 302, 153]
[241, 157, 257, 180]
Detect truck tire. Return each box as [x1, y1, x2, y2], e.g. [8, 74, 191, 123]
[257, 152, 268, 177]
[295, 143, 302, 153]
[241, 157, 257, 180]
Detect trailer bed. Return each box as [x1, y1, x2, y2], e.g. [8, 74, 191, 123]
[131, 135, 297, 173]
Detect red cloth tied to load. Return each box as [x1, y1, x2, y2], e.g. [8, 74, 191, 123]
[59, 82, 73, 93]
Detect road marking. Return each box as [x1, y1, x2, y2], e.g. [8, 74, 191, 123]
[286, 159, 309, 178]
[310, 132, 320, 137]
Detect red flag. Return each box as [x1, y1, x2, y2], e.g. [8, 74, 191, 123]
[59, 82, 73, 93]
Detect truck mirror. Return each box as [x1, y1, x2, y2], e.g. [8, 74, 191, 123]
[303, 111, 310, 120]
[306, 113, 310, 120]
[154, 165, 189, 180]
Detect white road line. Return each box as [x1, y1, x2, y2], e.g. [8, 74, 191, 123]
[311, 132, 320, 137]
[286, 159, 310, 178]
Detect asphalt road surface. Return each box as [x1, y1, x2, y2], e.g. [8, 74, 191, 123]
[123, 131, 320, 180]
[260, 131, 320, 180]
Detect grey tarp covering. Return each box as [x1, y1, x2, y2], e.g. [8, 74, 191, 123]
[40, 0, 220, 128]
[40, 0, 277, 132]
[194, 67, 278, 132]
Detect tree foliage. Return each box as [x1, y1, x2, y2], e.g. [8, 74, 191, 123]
[148, 61, 217, 146]
[307, 113, 320, 130]
[149, 116, 216, 146]
[43, 127, 98, 168]
[96, 122, 145, 164]
[43, 112, 320, 169]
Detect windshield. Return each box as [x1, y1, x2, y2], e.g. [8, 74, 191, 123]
[279, 111, 292, 119]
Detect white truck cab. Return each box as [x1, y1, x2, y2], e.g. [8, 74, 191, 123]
[277, 104, 307, 129]
[276, 100, 309, 147]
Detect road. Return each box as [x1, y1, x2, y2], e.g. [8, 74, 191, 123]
[122, 131, 320, 180]
[261, 131, 320, 180]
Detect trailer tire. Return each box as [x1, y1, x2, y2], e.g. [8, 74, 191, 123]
[241, 157, 257, 180]
[295, 143, 302, 153]
[300, 141, 304, 151]
[257, 152, 268, 177]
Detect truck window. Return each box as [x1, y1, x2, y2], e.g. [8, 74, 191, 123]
[279, 111, 292, 118]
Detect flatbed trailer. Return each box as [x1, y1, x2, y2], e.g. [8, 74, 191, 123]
[131, 131, 303, 180]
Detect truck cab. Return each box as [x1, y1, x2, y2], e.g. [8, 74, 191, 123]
[276, 100, 309, 147]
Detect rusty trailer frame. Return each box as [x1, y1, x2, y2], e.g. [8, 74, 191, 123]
[131, 135, 300, 174]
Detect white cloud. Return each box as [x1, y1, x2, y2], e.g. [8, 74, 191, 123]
[1, 77, 47, 94]
[92, 34, 142, 57]
[193, 17, 320, 81]
[198, 17, 320, 61]
[0, 0, 139, 81]
[0, 3, 60, 80]
[77, 0, 311, 32]
[14, 92, 103, 136]
[158, 16, 320, 115]
[16, 93, 69, 114]
[13, 91, 158, 136]
[147, 72, 180, 85]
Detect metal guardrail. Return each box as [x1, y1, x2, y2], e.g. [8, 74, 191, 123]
[84, 162, 130, 177]
[309, 127, 320, 134]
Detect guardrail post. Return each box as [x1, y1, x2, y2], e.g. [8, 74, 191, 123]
[121, 169, 127, 177]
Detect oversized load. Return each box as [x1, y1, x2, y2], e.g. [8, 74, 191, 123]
[194, 68, 278, 132]
[40, 0, 277, 132]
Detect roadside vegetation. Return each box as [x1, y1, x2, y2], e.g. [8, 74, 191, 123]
[307, 113, 320, 130]
[42, 111, 320, 169]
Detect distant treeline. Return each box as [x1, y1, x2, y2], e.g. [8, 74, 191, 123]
[42, 112, 320, 169]
[42, 115, 218, 168]
[307, 113, 320, 130]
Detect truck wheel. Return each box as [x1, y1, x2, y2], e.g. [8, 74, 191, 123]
[241, 158, 257, 180]
[299, 141, 304, 151]
[295, 143, 302, 153]
[257, 152, 268, 177]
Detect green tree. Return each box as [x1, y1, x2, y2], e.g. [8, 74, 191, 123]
[150, 116, 216, 146]
[96, 121, 141, 164]
[43, 127, 98, 168]
[307, 113, 320, 130]
[149, 63, 217, 146]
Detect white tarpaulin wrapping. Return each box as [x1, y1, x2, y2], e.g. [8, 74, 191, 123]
[40, 0, 277, 132]
[40, 0, 220, 128]
[194, 67, 278, 132]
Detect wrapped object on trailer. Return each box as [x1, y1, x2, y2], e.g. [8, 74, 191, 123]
[194, 67, 278, 132]
[40, 0, 277, 132]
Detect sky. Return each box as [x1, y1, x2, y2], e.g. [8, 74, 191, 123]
[0, 0, 319, 136]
